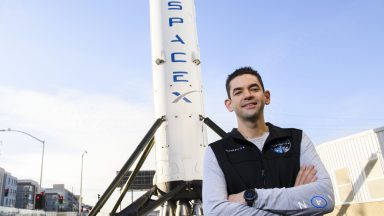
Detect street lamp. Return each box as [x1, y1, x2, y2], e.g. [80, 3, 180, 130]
[0, 128, 45, 191]
[79, 150, 87, 215]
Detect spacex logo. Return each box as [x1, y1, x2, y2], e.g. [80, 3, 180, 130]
[172, 91, 199, 103]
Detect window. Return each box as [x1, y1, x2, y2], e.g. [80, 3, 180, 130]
[364, 158, 384, 199]
[334, 168, 355, 203]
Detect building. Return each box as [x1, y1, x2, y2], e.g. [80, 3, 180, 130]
[15, 179, 39, 209]
[0, 167, 4, 204]
[44, 191, 60, 211]
[0, 169, 18, 207]
[317, 126, 384, 215]
[43, 184, 79, 212]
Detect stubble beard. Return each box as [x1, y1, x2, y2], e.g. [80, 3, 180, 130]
[237, 103, 265, 124]
[237, 108, 260, 124]
[240, 111, 259, 123]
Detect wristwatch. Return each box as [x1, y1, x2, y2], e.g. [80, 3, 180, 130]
[243, 189, 258, 207]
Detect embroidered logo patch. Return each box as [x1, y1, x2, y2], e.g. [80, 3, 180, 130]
[270, 139, 291, 154]
[310, 196, 327, 208]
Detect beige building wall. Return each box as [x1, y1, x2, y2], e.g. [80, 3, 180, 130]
[326, 201, 384, 216]
[317, 127, 384, 215]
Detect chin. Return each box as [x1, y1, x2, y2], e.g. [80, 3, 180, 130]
[241, 113, 259, 122]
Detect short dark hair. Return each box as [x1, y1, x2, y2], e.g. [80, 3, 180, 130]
[225, 66, 265, 98]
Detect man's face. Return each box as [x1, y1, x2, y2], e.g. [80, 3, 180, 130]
[225, 74, 270, 122]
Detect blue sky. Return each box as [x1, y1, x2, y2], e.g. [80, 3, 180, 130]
[0, 0, 383, 212]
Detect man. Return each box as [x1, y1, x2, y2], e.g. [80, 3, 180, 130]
[203, 67, 335, 215]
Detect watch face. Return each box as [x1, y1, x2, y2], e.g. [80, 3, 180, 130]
[244, 189, 256, 200]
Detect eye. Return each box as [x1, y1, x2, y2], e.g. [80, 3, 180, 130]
[233, 90, 242, 96]
[250, 86, 259, 92]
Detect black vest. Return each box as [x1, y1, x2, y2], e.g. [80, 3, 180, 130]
[210, 123, 302, 195]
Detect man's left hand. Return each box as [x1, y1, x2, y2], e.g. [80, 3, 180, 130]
[228, 191, 246, 205]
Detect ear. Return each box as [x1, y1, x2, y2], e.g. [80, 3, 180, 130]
[225, 99, 234, 112]
[264, 90, 271, 105]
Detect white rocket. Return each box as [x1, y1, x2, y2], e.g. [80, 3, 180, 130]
[89, 1, 225, 215]
[150, 0, 207, 191]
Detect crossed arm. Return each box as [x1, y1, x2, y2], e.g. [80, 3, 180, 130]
[202, 133, 335, 215]
[228, 165, 318, 204]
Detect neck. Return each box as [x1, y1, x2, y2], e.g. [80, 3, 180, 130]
[237, 117, 269, 139]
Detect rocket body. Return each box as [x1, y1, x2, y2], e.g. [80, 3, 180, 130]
[88, 2, 208, 215]
[149, 0, 207, 191]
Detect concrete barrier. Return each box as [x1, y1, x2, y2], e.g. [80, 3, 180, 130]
[0, 207, 78, 216]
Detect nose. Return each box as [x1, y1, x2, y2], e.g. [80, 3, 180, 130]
[243, 89, 253, 99]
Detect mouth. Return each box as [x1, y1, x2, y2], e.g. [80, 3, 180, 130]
[241, 102, 257, 108]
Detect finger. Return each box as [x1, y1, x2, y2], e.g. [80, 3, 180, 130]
[299, 166, 310, 185]
[294, 166, 304, 186]
[303, 166, 317, 184]
[301, 165, 314, 184]
[294, 168, 301, 186]
[309, 166, 317, 181]
[295, 166, 306, 186]
[309, 171, 318, 183]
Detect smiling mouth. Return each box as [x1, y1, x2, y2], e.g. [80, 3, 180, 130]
[242, 102, 257, 108]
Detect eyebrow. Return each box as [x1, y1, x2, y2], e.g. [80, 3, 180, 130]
[232, 83, 260, 94]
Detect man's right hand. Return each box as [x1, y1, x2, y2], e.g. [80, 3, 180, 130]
[294, 165, 317, 186]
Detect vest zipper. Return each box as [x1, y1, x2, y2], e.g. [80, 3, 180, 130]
[261, 169, 266, 187]
[260, 146, 266, 187]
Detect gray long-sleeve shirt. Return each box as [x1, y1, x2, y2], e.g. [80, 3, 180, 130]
[202, 132, 335, 215]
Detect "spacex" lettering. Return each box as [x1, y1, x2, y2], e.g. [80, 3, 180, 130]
[167, 0, 192, 103]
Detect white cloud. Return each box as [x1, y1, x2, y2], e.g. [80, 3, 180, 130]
[0, 86, 156, 210]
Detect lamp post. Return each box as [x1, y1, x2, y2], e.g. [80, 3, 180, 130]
[79, 150, 87, 215]
[0, 128, 45, 191]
